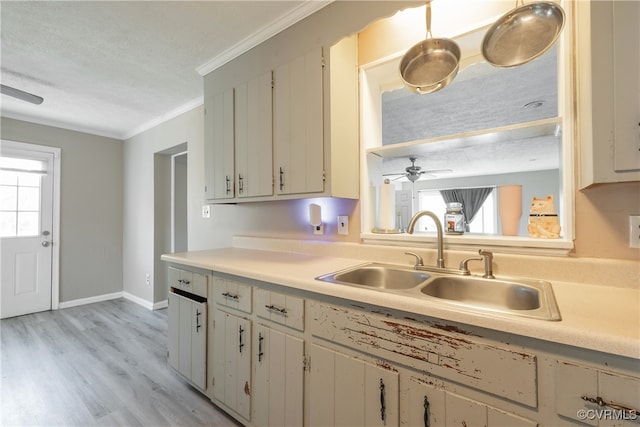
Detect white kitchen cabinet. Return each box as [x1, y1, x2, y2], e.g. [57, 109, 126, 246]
[213, 276, 252, 313]
[167, 291, 207, 391]
[556, 360, 640, 426]
[212, 309, 252, 421]
[235, 72, 273, 199]
[407, 378, 537, 427]
[204, 88, 235, 200]
[168, 266, 207, 296]
[254, 287, 304, 331]
[273, 47, 324, 195]
[253, 324, 304, 427]
[308, 343, 399, 427]
[577, 0, 640, 188]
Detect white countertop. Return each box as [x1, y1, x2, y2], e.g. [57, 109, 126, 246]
[161, 247, 640, 360]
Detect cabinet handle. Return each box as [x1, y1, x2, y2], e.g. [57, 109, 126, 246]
[581, 395, 639, 417]
[265, 304, 287, 316]
[222, 292, 239, 300]
[258, 332, 264, 363]
[238, 174, 244, 194]
[225, 175, 231, 195]
[379, 378, 386, 422]
[279, 167, 284, 191]
[239, 325, 245, 353]
[423, 396, 430, 427]
[196, 309, 202, 332]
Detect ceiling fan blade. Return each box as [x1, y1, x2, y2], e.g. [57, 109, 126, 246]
[382, 172, 405, 177]
[0, 84, 44, 105]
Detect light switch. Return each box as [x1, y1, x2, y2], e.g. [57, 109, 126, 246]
[338, 215, 349, 235]
[202, 205, 211, 219]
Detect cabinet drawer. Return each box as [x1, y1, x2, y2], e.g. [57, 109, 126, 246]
[556, 360, 640, 425]
[254, 288, 304, 331]
[310, 301, 538, 407]
[168, 266, 207, 298]
[213, 276, 252, 313]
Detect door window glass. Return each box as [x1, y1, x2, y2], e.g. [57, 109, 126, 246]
[0, 157, 45, 237]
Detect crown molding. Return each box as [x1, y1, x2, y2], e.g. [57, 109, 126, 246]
[196, 0, 332, 76]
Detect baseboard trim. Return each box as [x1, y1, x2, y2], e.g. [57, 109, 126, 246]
[153, 299, 168, 310]
[58, 292, 123, 309]
[58, 292, 167, 311]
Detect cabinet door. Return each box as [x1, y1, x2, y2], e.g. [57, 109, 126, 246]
[190, 300, 207, 390]
[212, 309, 252, 421]
[308, 343, 399, 427]
[236, 72, 273, 198]
[167, 292, 181, 372]
[273, 48, 324, 195]
[408, 379, 446, 427]
[205, 88, 235, 200]
[253, 324, 304, 427]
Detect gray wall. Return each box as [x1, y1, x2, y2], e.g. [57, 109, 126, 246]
[1, 117, 123, 303]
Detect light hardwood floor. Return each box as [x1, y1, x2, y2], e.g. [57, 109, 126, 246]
[0, 298, 240, 427]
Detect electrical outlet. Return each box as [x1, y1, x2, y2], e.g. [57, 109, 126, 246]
[337, 215, 349, 235]
[145, 273, 151, 285]
[202, 204, 211, 219]
[630, 216, 640, 248]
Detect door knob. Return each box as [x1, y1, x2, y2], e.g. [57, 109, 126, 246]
[42, 241, 51, 247]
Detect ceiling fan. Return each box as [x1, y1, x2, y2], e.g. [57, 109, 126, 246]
[383, 156, 452, 182]
[0, 84, 44, 105]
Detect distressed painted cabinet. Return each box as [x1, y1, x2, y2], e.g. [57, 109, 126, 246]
[308, 343, 400, 427]
[253, 288, 305, 426]
[253, 324, 304, 426]
[209, 277, 253, 422]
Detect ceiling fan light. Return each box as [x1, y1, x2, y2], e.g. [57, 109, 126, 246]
[0, 84, 44, 105]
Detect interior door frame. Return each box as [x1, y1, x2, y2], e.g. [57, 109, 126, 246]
[1, 140, 61, 310]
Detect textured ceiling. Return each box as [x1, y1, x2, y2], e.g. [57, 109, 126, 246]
[0, 1, 328, 139]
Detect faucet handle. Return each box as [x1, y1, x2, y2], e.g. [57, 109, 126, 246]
[478, 249, 495, 279]
[459, 257, 483, 275]
[405, 252, 424, 268]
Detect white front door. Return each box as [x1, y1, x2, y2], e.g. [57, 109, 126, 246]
[1, 142, 56, 319]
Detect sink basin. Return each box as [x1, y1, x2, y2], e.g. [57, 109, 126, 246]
[316, 263, 430, 290]
[420, 276, 561, 320]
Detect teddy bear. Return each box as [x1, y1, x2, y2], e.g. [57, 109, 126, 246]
[527, 195, 561, 238]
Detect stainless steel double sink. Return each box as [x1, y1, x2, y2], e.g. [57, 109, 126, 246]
[316, 263, 561, 321]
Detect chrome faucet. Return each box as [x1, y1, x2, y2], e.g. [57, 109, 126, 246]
[407, 210, 445, 269]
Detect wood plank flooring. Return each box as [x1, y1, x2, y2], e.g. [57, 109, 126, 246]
[0, 298, 240, 426]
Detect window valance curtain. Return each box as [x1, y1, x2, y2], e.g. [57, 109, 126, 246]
[440, 187, 494, 231]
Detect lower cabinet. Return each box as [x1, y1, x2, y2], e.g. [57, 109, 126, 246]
[169, 268, 638, 427]
[253, 324, 304, 426]
[407, 378, 537, 427]
[167, 291, 207, 391]
[309, 343, 400, 427]
[212, 309, 252, 421]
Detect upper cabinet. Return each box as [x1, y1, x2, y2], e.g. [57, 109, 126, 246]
[577, 0, 640, 188]
[203, 35, 359, 203]
[273, 48, 324, 196]
[204, 88, 235, 201]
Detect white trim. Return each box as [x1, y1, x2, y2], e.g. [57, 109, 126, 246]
[57, 292, 167, 311]
[196, 1, 332, 76]
[122, 292, 154, 310]
[58, 291, 123, 309]
[123, 96, 203, 140]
